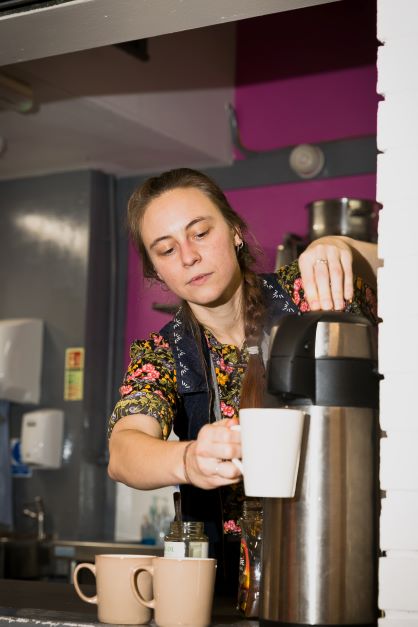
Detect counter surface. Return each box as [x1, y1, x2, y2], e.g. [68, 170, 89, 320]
[0, 580, 257, 627]
[51, 541, 164, 561]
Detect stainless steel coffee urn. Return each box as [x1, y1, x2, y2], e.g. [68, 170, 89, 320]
[261, 311, 380, 627]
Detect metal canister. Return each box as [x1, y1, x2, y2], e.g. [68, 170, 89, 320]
[260, 312, 380, 627]
[306, 198, 381, 242]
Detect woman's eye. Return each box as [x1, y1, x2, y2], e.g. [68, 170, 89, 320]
[161, 248, 174, 256]
[195, 230, 209, 240]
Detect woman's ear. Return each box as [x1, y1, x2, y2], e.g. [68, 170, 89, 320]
[233, 230, 243, 248]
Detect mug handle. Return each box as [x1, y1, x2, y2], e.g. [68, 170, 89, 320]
[131, 565, 155, 610]
[230, 424, 243, 474]
[73, 563, 98, 604]
[231, 457, 244, 473]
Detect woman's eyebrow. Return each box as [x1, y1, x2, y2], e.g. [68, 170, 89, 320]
[149, 216, 212, 249]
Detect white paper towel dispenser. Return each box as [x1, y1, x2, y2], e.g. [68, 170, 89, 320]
[0, 318, 43, 404]
[21, 409, 64, 468]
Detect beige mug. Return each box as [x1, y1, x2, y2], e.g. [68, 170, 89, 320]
[131, 557, 217, 627]
[73, 553, 156, 624]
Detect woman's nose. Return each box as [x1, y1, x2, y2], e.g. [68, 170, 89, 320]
[180, 242, 201, 266]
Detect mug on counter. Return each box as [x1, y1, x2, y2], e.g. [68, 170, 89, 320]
[232, 407, 305, 497]
[73, 553, 156, 624]
[131, 556, 217, 627]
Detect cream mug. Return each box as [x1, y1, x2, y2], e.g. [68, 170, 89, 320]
[73, 553, 156, 624]
[131, 556, 217, 627]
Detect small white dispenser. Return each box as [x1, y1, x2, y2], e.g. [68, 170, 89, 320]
[0, 318, 43, 404]
[21, 409, 64, 468]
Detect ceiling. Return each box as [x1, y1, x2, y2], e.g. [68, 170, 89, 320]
[0, 0, 339, 181]
[0, 25, 236, 179]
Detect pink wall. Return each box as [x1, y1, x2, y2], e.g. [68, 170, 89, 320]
[125, 244, 179, 363]
[225, 174, 377, 272]
[124, 0, 378, 362]
[234, 0, 378, 149]
[234, 66, 377, 151]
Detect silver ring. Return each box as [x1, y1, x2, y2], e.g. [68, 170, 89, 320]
[315, 258, 328, 265]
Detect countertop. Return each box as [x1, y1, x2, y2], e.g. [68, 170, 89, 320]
[50, 540, 164, 562]
[0, 580, 257, 627]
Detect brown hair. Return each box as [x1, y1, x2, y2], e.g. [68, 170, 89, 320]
[127, 168, 265, 409]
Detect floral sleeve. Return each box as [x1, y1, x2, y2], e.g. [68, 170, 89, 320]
[277, 259, 378, 324]
[108, 333, 178, 440]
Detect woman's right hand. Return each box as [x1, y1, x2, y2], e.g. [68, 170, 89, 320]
[183, 419, 242, 489]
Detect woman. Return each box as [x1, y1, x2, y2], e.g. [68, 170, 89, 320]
[108, 168, 377, 587]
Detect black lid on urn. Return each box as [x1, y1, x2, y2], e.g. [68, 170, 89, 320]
[266, 311, 379, 409]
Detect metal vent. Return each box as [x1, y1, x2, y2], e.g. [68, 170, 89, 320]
[0, 0, 73, 16]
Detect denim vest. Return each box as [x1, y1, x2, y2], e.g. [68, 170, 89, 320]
[159, 274, 297, 578]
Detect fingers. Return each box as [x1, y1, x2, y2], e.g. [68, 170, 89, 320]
[213, 460, 241, 481]
[298, 252, 318, 309]
[326, 249, 344, 310]
[195, 422, 241, 461]
[313, 257, 334, 310]
[184, 421, 242, 489]
[299, 242, 354, 310]
[340, 248, 354, 301]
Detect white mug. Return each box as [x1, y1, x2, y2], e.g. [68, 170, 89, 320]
[232, 407, 305, 497]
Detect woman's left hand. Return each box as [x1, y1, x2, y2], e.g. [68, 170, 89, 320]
[298, 236, 354, 311]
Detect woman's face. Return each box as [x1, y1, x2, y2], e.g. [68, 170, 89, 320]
[141, 187, 243, 307]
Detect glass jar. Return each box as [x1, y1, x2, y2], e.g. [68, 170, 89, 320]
[164, 521, 209, 558]
[237, 498, 263, 618]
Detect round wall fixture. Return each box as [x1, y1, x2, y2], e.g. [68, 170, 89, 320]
[289, 143, 325, 179]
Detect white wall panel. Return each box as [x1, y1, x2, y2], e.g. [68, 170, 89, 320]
[378, 38, 418, 95]
[380, 374, 418, 432]
[379, 319, 418, 375]
[379, 615, 418, 627]
[378, 0, 418, 43]
[378, 208, 418, 260]
[379, 555, 418, 611]
[377, 95, 418, 151]
[377, 0, 418, 619]
[376, 150, 418, 206]
[381, 493, 418, 550]
[377, 260, 418, 318]
[381, 434, 418, 490]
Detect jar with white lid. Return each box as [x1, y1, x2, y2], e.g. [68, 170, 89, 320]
[164, 521, 209, 558]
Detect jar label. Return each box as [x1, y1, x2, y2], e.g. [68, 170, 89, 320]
[164, 541, 209, 558]
[164, 541, 186, 558]
[189, 541, 209, 558]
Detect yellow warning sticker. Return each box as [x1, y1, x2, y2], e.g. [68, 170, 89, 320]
[64, 347, 85, 401]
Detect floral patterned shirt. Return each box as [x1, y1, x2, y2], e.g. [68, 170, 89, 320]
[108, 261, 377, 528]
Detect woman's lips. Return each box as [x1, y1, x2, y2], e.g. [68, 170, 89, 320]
[188, 273, 212, 286]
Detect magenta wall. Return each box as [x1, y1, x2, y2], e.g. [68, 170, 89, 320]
[225, 174, 377, 272]
[124, 0, 378, 363]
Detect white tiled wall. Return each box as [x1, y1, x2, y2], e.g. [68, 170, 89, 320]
[114, 431, 178, 542]
[115, 482, 175, 543]
[377, 1, 418, 624]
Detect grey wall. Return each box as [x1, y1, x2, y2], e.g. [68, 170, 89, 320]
[0, 170, 126, 540]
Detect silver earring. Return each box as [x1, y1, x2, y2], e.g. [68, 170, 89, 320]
[236, 241, 244, 252]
